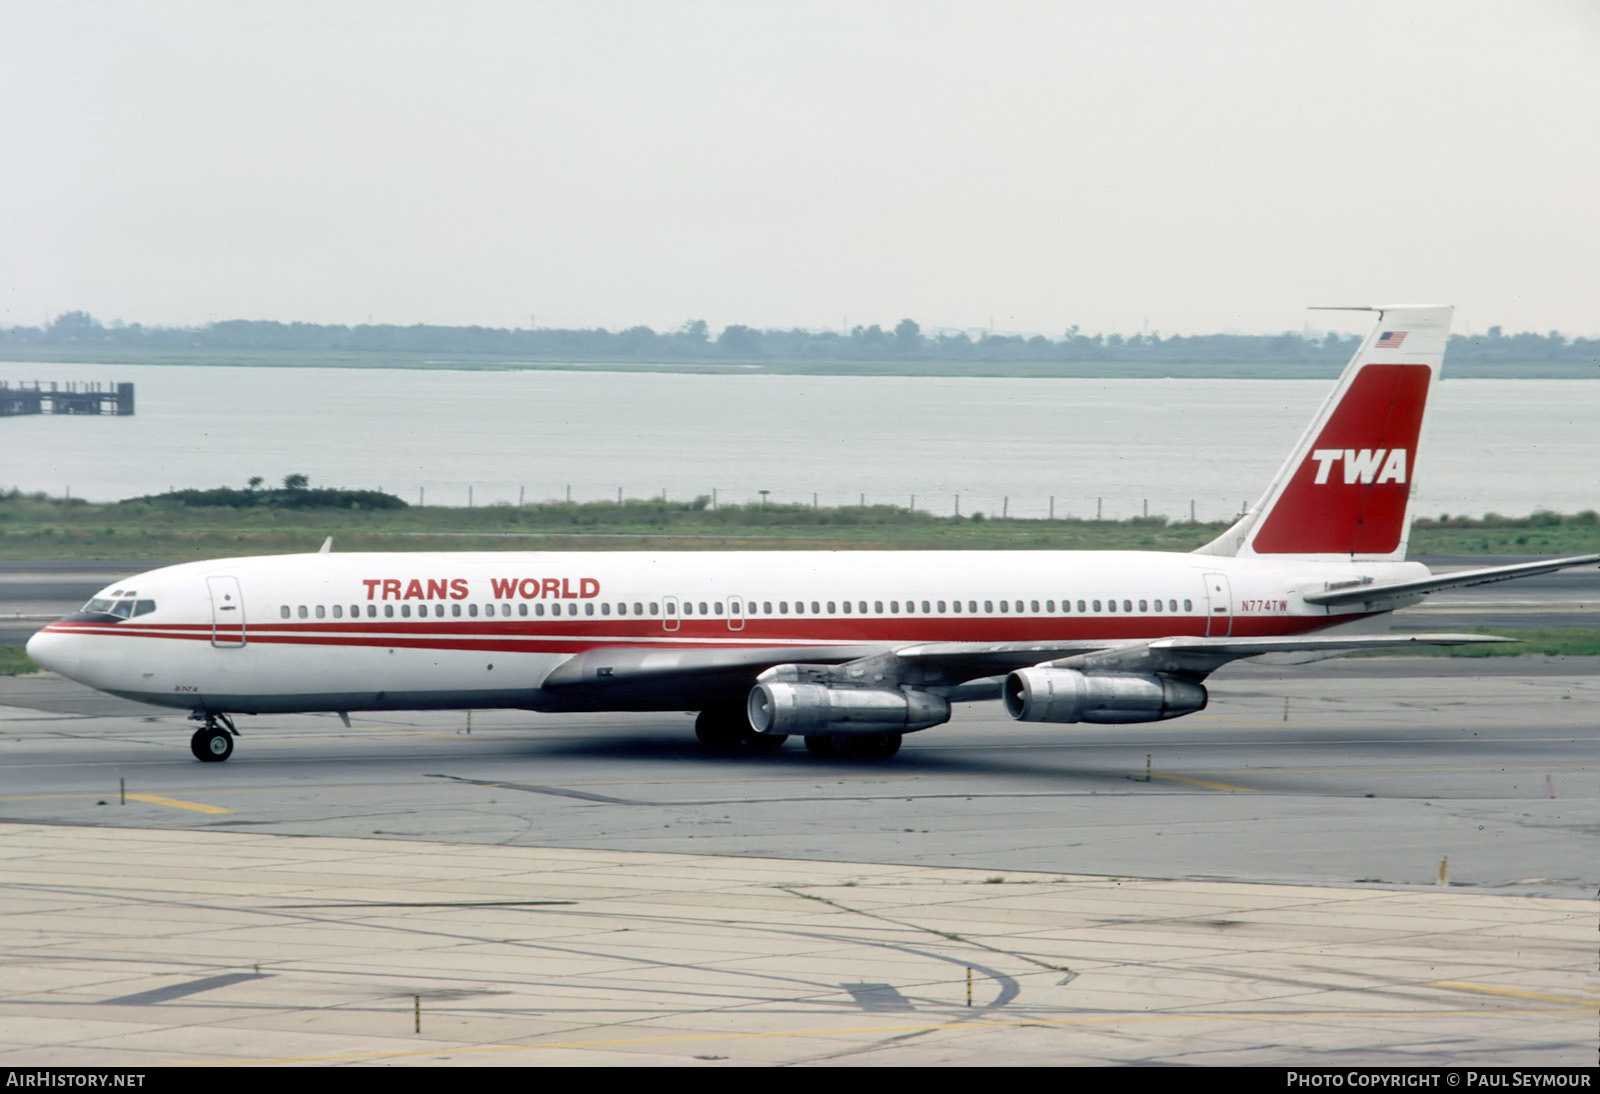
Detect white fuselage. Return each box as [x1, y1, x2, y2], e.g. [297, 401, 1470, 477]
[27, 549, 1425, 715]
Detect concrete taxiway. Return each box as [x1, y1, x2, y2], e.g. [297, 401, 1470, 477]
[0, 657, 1595, 1064]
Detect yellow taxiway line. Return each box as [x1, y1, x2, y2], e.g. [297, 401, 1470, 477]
[120, 792, 235, 815]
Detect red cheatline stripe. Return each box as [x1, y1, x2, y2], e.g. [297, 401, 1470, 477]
[41, 614, 1344, 654]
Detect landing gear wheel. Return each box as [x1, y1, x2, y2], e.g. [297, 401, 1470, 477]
[805, 732, 902, 759]
[694, 708, 746, 751]
[743, 730, 788, 752]
[190, 726, 233, 762]
[851, 731, 902, 758]
[805, 734, 844, 758]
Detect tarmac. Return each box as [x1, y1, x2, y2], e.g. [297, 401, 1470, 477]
[2, 823, 1592, 1067]
[1, 651, 1596, 1066]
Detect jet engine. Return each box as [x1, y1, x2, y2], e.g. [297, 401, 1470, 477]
[747, 682, 951, 736]
[1003, 667, 1207, 725]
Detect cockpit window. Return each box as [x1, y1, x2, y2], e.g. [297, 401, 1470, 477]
[79, 596, 156, 620]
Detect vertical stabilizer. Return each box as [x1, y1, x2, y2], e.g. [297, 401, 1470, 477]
[1195, 305, 1452, 560]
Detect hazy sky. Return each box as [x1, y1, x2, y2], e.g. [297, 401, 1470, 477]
[3, 1, 1597, 337]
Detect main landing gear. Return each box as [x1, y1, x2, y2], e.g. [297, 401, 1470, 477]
[189, 712, 236, 763]
[804, 732, 902, 760]
[693, 708, 902, 759]
[694, 707, 787, 753]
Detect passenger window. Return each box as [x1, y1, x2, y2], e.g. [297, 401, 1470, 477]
[280, 606, 291, 619]
[1108, 600, 1117, 612]
[762, 602, 772, 614]
[984, 601, 993, 613]
[951, 600, 961, 613]
[841, 601, 851, 614]
[1077, 600, 1086, 613]
[585, 603, 595, 616]
[567, 603, 577, 616]
[875, 601, 883, 613]
[1046, 600, 1054, 612]
[468, 604, 478, 617]
[400, 605, 410, 618]
[316, 605, 326, 618]
[968, 601, 977, 613]
[715, 602, 724, 614]
[811, 601, 820, 614]
[535, 603, 545, 616]
[683, 602, 693, 616]
[601, 603, 610, 616]
[1139, 600, 1148, 612]
[332, 605, 343, 619]
[650, 602, 659, 614]
[1184, 599, 1193, 612]
[1123, 600, 1132, 613]
[1170, 600, 1178, 612]
[890, 601, 899, 613]
[384, 604, 395, 618]
[519, 603, 528, 616]
[999, 600, 1009, 613]
[794, 601, 803, 615]
[367, 605, 377, 618]
[1031, 600, 1039, 613]
[1092, 600, 1101, 612]
[435, 604, 445, 617]
[904, 601, 914, 614]
[936, 600, 945, 612]
[1153, 599, 1163, 612]
[827, 601, 836, 614]
[298, 605, 308, 619]
[699, 602, 709, 615]
[634, 602, 644, 615]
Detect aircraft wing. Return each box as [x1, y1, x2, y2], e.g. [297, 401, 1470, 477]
[536, 643, 879, 710]
[1303, 553, 1599, 610]
[540, 629, 1515, 708]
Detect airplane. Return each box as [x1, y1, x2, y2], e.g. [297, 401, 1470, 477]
[24, 304, 1598, 763]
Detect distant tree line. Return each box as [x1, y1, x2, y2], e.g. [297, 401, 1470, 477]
[5, 311, 1595, 364]
[123, 475, 407, 510]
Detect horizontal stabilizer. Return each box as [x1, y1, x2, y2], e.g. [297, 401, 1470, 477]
[1303, 553, 1599, 609]
[1146, 633, 1514, 656]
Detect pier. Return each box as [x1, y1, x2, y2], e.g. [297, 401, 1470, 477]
[0, 380, 134, 416]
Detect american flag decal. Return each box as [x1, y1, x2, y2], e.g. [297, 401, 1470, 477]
[1376, 331, 1408, 349]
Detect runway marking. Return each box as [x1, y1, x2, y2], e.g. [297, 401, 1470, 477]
[1431, 981, 1599, 1010]
[1143, 774, 1259, 793]
[120, 793, 235, 815]
[187, 1006, 1590, 1066]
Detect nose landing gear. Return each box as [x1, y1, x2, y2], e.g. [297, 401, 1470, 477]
[189, 712, 237, 762]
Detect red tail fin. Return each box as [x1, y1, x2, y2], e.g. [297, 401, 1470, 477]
[1198, 305, 1452, 560]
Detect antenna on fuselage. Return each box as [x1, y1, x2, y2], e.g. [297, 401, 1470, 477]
[318, 536, 333, 554]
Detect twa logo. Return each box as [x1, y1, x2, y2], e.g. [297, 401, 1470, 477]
[1308, 448, 1408, 485]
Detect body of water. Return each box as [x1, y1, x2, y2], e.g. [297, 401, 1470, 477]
[2, 363, 1595, 522]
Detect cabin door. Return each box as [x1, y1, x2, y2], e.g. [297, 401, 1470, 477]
[207, 576, 247, 648]
[1202, 572, 1233, 638]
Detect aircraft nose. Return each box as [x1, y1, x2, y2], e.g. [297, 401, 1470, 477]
[25, 627, 81, 678]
